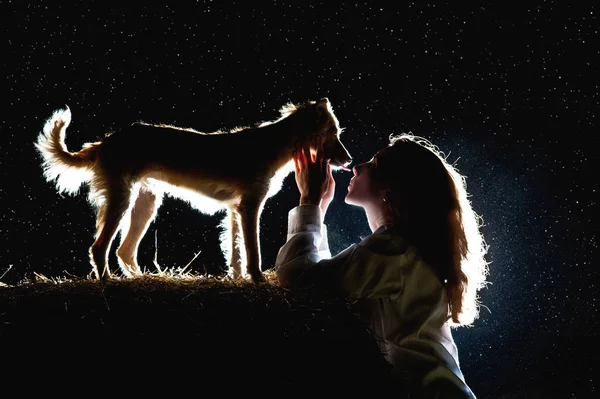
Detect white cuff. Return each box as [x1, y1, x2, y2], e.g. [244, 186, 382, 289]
[287, 205, 323, 235]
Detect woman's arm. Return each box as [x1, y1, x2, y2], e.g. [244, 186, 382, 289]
[275, 145, 347, 287]
[275, 204, 407, 299]
[275, 204, 354, 288]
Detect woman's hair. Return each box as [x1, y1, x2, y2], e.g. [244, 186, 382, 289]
[377, 133, 489, 326]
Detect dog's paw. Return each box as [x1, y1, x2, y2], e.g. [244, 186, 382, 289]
[226, 267, 243, 280]
[250, 273, 268, 285]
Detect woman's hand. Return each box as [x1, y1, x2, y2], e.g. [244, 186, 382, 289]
[319, 159, 335, 216]
[293, 146, 335, 216]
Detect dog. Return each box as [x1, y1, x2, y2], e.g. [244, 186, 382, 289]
[35, 98, 352, 283]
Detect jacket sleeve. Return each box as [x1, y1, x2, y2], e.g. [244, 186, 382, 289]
[274, 206, 404, 299]
[274, 205, 355, 290]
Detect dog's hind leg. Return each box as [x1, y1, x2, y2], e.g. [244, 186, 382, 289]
[117, 186, 162, 277]
[237, 195, 267, 284]
[89, 179, 132, 280]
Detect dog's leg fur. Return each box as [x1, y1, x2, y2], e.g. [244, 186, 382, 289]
[89, 177, 132, 279]
[237, 193, 268, 283]
[117, 186, 162, 276]
[226, 207, 245, 278]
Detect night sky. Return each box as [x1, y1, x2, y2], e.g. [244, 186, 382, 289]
[1, 1, 597, 397]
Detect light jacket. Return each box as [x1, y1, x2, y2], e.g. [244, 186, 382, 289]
[275, 205, 477, 398]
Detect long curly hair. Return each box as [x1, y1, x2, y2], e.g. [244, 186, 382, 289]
[377, 133, 489, 326]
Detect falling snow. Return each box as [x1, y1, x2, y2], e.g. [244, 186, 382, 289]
[0, 2, 597, 397]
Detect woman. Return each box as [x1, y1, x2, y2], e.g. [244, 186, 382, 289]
[275, 133, 489, 398]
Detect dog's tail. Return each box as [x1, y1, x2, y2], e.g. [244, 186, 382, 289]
[35, 106, 99, 195]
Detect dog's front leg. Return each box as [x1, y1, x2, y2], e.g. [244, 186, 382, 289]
[238, 196, 267, 284]
[228, 208, 244, 279]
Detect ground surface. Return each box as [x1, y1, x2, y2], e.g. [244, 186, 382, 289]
[0, 270, 393, 392]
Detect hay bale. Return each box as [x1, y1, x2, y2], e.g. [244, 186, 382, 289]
[0, 270, 392, 389]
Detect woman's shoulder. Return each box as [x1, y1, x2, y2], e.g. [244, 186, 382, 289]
[344, 226, 445, 296]
[339, 230, 422, 298]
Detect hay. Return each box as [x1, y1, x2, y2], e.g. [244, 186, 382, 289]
[0, 268, 393, 389]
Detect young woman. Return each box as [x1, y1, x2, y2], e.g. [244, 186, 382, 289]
[275, 133, 489, 398]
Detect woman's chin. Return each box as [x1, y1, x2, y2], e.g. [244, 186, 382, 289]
[344, 193, 357, 205]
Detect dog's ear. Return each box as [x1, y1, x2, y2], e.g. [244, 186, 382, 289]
[316, 98, 330, 120]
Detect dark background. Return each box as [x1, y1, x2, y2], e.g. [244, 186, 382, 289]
[1, 1, 597, 397]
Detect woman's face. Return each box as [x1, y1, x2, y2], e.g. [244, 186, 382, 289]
[345, 148, 388, 207]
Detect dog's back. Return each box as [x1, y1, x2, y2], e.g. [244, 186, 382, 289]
[101, 121, 287, 182]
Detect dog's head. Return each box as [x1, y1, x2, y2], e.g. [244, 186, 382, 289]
[293, 98, 352, 170]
